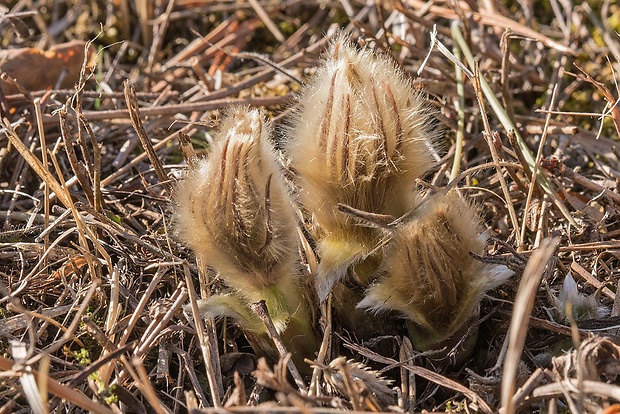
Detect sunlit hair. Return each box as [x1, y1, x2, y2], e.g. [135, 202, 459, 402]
[287, 35, 438, 300]
[358, 191, 513, 351]
[175, 107, 311, 335]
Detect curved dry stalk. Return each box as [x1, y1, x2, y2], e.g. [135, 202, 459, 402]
[451, 22, 580, 230]
[501, 238, 559, 414]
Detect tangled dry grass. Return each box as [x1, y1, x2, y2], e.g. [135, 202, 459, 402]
[1, 1, 620, 413]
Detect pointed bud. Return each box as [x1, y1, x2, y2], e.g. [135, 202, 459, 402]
[552, 272, 608, 322]
[287, 35, 438, 300]
[358, 192, 512, 352]
[175, 107, 316, 343]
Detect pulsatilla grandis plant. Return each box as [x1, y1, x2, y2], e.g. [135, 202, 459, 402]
[287, 36, 510, 356]
[176, 36, 512, 369]
[175, 107, 318, 365]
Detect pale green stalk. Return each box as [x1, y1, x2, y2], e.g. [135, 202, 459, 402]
[450, 21, 579, 228]
[450, 38, 465, 181]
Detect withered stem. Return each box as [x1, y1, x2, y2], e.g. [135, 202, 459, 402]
[249, 300, 307, 393]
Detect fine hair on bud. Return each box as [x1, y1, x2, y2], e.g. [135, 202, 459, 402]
[174, 107, 302, 318]
[358, 191, 512, 351]
[286, 34, 440, 299]
[552, 272, 609, 322]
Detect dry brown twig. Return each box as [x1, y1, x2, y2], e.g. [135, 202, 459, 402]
[502, 238, 559, 414]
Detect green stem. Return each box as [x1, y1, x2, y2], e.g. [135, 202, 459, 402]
[450, 21, 579, 229]
[450, 37, 466, 181]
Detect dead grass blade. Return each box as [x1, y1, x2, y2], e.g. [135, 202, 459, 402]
[32, 98, 50, 267]
[515, 380, 620, 412]
[1, 119, 71, 208]
[519, 85, 558, 246]
[183, 261, 224, 407]
[4, 301, 84, 348]
[26, 280, 100, 366]
[501, 237, 559, 414]
[247, 0, 285, 44]
[124, 80, 172, 196]
[344, 340, 494, 414]
[451, 23, 580, 229]
[133, 283, 188, 358]
[11, 341, 46, 414]
[399, 337, 416, 413]
[406, 0, 575, 54]
[131, 356, 172, 414]
[470, 62, 522, 243]
[541, 156, 620, 206]
[58, 105, 95, 206]
[0, 354, 114, 414]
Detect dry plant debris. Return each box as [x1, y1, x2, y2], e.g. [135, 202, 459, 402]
[0, 1, 619, 413]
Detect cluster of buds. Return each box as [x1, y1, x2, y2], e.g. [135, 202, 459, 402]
[286, 36, 511, 356]
[174, 35, 512, 370]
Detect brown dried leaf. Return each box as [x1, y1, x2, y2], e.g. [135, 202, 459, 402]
[51, 256, 88, 280]
[0, 40, 95, 94]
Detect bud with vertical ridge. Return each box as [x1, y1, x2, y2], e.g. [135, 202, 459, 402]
[175, 107, 318, 362]
[358, 192, 513, 354]
[287, 36, 438, 300]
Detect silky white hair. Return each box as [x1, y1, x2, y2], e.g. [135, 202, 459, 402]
[174, 107, 306, 333]
[358, 191, 513, 351]
[286, 35, 440, 300]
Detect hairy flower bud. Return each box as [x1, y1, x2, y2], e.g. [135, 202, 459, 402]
[287, 36, 438, 300]
[552, 272, 608, 322]
[175, 107, 317, 358]
[358, 192, 512, 353]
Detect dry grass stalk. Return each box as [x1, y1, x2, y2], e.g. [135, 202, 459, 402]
[343, 338, 495, 414]
[1, 1, 620, 412]
[501, 238, 559, 414]
[183, 260, 224, 407]
[124, 80, 173, 196]
[0, 354, 114, 414]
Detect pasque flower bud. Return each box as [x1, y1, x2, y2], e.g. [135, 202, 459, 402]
[552, 272, 608, 322]
[287, 36, 438, 300]
[358, 192, 512, 353]
[175, 107, 318, 362]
